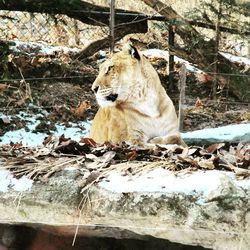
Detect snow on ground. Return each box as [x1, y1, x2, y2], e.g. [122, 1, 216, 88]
[1, 110, 249, 146]
[99, 168, 249, 198]
[1, 43, 249, 194]
[9, 41, 250, 71]
[0, 122, 91, 147]
[0, 111, 91, 146]
[0, 168, 33, 192]
[143, 48, 250, 73]
[182, 123, 250, 143]
[10, 40, 80, 55]
[0, 110, 91, 192]
[220, 52, 250, 65]
[0, 114, 249, 194]
[142, 49, 202, 73]
[99, 168, 223, 195]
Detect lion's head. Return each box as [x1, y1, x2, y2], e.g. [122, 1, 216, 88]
[91, 44, 159, 108]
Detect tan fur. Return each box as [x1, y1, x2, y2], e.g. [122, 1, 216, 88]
[90, 45, 186, 147]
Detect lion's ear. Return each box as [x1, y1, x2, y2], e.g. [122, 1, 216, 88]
[123, 44, 140, 60]
[129, 45, 140, 60]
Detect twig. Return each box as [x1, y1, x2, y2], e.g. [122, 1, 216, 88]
[220, 158, 250, 177]
[18, 67, 33, 102]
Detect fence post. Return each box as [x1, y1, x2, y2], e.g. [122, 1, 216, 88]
[109, 0, 115, 53]
[248, 40, 250, 59]
[212, 1, 222, 100]
[178, 64, 186, 132]
[168, 24, 175, 90]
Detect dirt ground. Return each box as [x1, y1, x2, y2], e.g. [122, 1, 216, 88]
[0, 43, 249, 182]
[0, 44, 250, 139]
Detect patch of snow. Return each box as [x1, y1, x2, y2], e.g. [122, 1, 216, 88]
[99, 168, 237, 196]
[142, 49, 169, 59]
[143, 49, 250, 73]
[0, 169, 33, 193]
[234, 42, 248, 57]
[65, 166, 78, 171]
[220, 52, 250, 65]
[10, 40, 80, 56]
[0, 122, 91, 147]
[0, 128, 46, 147]
[0, 111, 91, 146]
[55, 122, 91, 141]
[1, 110, 249, 147]
[175, 56, 202, 72]
[142, 49, 202, 73]
[182, 123, 250, 142]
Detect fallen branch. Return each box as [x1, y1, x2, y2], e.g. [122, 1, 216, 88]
[140, 0, 250, 102]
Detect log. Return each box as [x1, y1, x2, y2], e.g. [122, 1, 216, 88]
[74, 22, 144, 60]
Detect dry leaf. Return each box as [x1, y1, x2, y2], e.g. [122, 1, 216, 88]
[12, 56, 29, 68]
[30, 57, 40, 67]
[207, 143, 225, 154]
[198, 159, 215, 169]
[98, 151, 116, 164]
[86, 151, 116, 170]
[0, 83, 8, 92]
[73, 101, 91, 117]
[43, 134, 53, 145]
[126, 150, 138, 160]
[178, 147, 189, 158]
[15, 99, 25, 107]
[1, 116, 11, 124]
[85, 153, 98, 161]
[187, 148, 198, 156]
[38, 57, 47, 64]
[80, 137, 97, 147]
[10, 33, 17, 39]
[195, 97, 204, 108]
[85, 171, 101, 184]
[197, 72, 212, 83]
[1, 135, 250, 181]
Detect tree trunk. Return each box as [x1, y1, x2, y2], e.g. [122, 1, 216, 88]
[141, 0, 250, 102]
[74, 24, 138, 60]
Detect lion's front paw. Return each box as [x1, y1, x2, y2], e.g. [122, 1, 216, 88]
[149, 135, 187, 147]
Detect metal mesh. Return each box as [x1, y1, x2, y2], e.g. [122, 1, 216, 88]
[0, 10, 108, 46]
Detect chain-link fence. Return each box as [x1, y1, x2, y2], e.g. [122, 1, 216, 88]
[0, 2, 249, 106]
[0, 10, 108, 47]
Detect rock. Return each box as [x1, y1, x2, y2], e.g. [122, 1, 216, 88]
[0, 166, 250, 249]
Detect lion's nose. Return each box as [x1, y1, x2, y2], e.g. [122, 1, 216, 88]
[92, 86, 99, 93]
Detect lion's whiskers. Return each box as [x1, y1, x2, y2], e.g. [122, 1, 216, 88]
[98, 88, 113, 96]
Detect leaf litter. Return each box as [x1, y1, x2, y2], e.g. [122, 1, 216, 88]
[0, 135, 249, 190]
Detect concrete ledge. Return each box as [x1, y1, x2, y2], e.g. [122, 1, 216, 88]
[0, 165, 250, 250]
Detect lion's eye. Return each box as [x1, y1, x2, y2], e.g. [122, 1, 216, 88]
[105, 65, 113, 74]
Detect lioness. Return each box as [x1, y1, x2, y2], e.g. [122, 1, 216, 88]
[90, 44, 186, 147]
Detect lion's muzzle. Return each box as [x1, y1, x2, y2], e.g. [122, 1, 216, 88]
[106, 93, 118, 102]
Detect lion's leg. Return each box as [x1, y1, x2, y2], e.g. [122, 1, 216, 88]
[149, 134, 187, 147]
